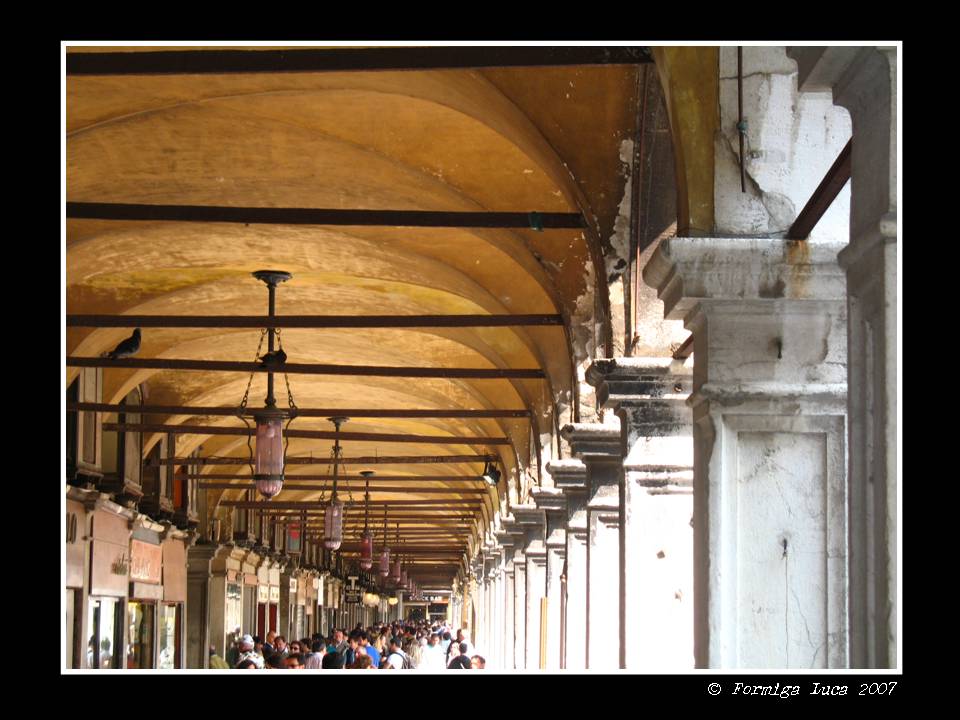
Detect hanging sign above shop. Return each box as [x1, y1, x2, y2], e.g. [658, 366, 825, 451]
[130, 539, 162, 584]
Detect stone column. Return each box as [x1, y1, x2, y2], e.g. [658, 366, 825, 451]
[502, 555, 515, 670]
[644, 237, 849, 668]
[548, 459, 587, 670]
[488, 545, 504, 669]
[562, 422, 623, 670]
[586, 357, 695, 670]
[532, 487, 566, 670]
[185, 543, 218, 668]
[502, 517, 527, 669]
[515, 506, 546, 669]
[788, 45, 898, 669]
[496, 530, 515, 670]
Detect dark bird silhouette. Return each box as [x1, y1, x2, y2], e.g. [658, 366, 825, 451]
[102, 328, 141, 359]
[259, 348, 287, 368]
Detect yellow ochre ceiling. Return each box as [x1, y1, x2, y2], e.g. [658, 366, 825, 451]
[65, 46, 641, 581]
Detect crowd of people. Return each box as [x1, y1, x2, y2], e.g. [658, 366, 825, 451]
[210, 620, 487, 670]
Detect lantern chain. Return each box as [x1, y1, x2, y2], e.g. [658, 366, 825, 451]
[237, 328, 268, 416]
[274, 328, 298, 415]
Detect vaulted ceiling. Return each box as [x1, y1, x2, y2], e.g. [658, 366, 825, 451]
[65, 46, 642, 585]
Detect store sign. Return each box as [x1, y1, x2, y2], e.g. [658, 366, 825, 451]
[130, 539, 162, 584]
[269, 585, 280, 604]
[344, 589, 362, 604]
[258, 585, 270, 603]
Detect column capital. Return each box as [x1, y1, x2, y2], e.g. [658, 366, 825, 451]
[545, 459, 587, 492]
[531, 486, 566, 513]
[512, 504, 545, 527]
[560, 422, 621, 462]
[586, 357, 692, 409]
[643, 237, 847, 324]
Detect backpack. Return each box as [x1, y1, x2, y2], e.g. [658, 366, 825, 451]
[390, 650, 413, 669]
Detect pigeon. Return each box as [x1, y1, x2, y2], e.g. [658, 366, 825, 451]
[102, 328, 141, 359]
[259, 348, 287, 368]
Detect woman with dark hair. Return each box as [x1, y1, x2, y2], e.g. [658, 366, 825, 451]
[321, 651, 344, 669]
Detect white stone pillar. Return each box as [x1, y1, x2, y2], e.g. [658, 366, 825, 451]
[502, 554, 515, 670]
[561, 424, 623, 670]
[645, 237, 849, 668]
[789, 45, 898, 669]
[586, 357, 695, 670]
[549, 459, 587, 670]
[533, 487, 566, 670]
[495, 559, 506, 669]
[512, 544, 526, 669]
[515, 507, 546, 669]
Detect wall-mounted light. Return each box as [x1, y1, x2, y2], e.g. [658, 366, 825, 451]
[482, 461, 501, 487]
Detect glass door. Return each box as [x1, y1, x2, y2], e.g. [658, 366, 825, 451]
[157, 604, 182, 669]
[86, 598, 122, 669]
[126, 601, 155, 669]
[65, 589, 75, 668]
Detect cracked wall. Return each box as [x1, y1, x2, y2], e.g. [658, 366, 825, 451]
[715, 47, 851, 241]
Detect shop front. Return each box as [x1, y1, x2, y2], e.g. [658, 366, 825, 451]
[127, 535, 163, 668]
[66, 497, 87, 669]
[159, 536, 187, 668]
[86, 507, 131, 669]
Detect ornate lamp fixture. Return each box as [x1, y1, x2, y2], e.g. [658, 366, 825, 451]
[238, 270, 297, 499]
[378, 507, 391, 577]
[358, 470, 375, 570]
[322, 417, 349, 550]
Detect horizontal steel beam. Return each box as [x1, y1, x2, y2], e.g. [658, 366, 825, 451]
[66, 202, 583, 229]
[787, 139, 852, 240]
[103, 421, 511, 445]
[66, 46, 653, 76]
[68, 401, 530, 419]
[223, 500, 482, 508]
[191, 474, 487, 482]
[199, 483, 489, 493]
[154, 454, 496, 466]
[67, 356, 545, 379]
[67, 312, 564, 328]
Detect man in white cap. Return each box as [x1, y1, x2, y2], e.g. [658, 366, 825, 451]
[236, 634, 264, 669]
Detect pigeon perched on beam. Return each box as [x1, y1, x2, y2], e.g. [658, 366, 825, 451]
[102, 328, 141, 359]
[259, 348, 287, 368]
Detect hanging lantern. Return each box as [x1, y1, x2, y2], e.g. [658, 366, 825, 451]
[322, 417, 348, 551]
[359, 531, 374, 570]
[253, 414, 284, 498]
[323, 498, 343, 550]
[391, 557, 402, 582]
[358, 470, 375, 569]
[400, 568, 408, 588]
[240, 270, 295, 500]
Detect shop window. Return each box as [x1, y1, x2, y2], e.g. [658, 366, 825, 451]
[126, 601, 155, 669]
[157, 604, 181, 669]
[86, 598, 123, 669]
